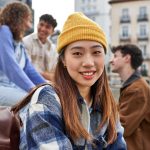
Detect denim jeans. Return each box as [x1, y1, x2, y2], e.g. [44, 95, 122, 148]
[0, 83, 27, 106]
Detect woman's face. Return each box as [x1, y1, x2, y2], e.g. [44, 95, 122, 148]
[63, 40, 105, 90]
[24, 15, 32, 31]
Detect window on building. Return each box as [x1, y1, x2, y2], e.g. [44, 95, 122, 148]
[139, 44, 147, 57]
[139, 24, 147, 37]
[139, 6, 147, 17]
[138, 6, 148, 21]
[121, 26, 129, 38]
[120, 8, 130, 23]
[122, 8, 129, 18]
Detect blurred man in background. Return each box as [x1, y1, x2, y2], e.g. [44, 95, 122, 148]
[110, 44, 150, 150]
[23, 14, 58, 81]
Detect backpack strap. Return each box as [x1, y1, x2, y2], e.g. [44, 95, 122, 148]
[30, 85, 46, 105]
[11, 83, 52, 113]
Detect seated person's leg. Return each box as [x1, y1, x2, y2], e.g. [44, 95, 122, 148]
[0, 85, 27, 106]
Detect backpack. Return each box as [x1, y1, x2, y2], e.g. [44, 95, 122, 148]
[0, 83, 50, 150]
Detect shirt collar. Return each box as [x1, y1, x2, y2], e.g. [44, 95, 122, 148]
[77, 95, 101, 112]
[33, 33, 52, 50]
[121, 70, 141, 89]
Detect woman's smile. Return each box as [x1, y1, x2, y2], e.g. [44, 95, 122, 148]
[80, 71, 96, 80]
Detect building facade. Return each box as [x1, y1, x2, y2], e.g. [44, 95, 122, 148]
[109, 0, 150, 77]
[75, 0, 111, 69]
[75, 0, 111, 42]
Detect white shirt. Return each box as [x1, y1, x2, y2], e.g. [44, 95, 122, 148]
[23, 33, 58, 72]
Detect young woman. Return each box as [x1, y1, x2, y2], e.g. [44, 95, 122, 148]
[19, 12, 126, 149]
[0, 2, 46, 106]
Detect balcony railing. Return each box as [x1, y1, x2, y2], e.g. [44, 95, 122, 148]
[120, 16, 131, 23]
[119, 35, 131, 42]
[137, 34, 149, 41]
[137, 14, 148, 22]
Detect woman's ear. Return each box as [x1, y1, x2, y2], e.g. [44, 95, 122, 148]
[61, 56, 66, 67]
[60, 47, 67, 67]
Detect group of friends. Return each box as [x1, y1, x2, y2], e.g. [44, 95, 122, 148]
[0, 1, 149, 150]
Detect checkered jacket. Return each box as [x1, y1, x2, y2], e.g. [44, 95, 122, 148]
[19, 85, 126, 150]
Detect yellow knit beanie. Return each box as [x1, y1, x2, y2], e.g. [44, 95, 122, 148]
[57, 12, 107, 53]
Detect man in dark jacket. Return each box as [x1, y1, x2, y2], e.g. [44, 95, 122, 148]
[110, 44, 150, 150]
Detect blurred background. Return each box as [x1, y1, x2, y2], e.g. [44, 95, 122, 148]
[1, 0, 150, 100]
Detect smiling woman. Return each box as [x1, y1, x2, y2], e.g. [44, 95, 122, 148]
[19, 12, 127, 149]
[32, 0, 74, 30]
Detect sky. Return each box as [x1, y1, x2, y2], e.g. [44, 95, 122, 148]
[32, 0, 74, 31]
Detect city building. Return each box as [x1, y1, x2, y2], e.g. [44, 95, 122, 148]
[109, 0, 150, 78]
[75, 0, 111, 69]
[75, 0, 110, 41]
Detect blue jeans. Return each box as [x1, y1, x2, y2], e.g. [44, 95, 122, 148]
[0, 84, 27, 106]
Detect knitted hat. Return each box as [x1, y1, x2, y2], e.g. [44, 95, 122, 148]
[57, 12, 107, 53]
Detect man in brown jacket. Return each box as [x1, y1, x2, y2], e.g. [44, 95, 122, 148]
[110, 44, 150, 150]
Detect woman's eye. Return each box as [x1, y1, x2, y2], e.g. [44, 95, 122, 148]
[73, 52, 82, 56]
[93, 51, 101, 55]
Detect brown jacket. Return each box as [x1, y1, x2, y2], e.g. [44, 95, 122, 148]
[119, 72, 150, 150]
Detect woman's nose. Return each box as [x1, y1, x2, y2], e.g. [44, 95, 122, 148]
[82, 55, 94, 67]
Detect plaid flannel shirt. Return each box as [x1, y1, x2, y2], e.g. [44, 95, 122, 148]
[19, 85, 126, 150]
